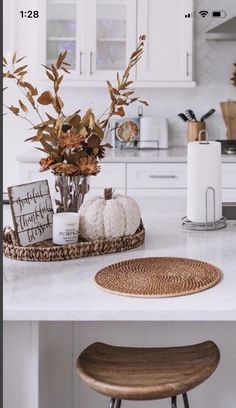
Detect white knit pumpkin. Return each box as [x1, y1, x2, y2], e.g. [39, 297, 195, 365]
[79, 188, 141, 240]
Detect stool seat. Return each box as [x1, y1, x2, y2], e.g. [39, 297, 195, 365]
[76, 341, 220, 401]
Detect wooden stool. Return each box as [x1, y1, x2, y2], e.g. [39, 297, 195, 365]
[76, 341, 220, 407]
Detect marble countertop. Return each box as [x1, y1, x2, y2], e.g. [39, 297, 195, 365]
[3, 196, 236, 322]
[16, 146, 236, 163]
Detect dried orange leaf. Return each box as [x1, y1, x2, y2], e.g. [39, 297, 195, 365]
[51, 64, 59, 79]
[16, 56, 26, 63]
[14, 65, 28, 74]
[18, 71, 28, 76]
[61, 67, 70, 74]
[23, 81, 35, 93]
[87, 134, 101, 148]
[56, 53, 64, 69]
[69, 114, 81, 127]
[12, 52, 17, 64]
[116, 72, 120, 88]
[140, 100, 149, 106]
[46, 113, 57, 122]
[62, 50, 67, 60]
[42, 64, 53, 72]
[19, 99, 29, 113]
[8, 105, 19, 115]
[46, 70, 54, 81]
[57, 75, 64, 86]
[114, 107, 125, 116]
[37, 91, 53, 105]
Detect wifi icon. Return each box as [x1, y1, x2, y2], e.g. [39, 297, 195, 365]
[199, 10, 209, 18]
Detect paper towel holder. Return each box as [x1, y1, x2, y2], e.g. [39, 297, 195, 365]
[198, 129, 209, 144]
[183, 130, 227, 230]
[182, 186, 227, 231]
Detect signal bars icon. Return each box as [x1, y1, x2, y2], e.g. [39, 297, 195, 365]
[185, 11, 196, 18]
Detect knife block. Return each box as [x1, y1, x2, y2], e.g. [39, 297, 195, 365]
[187, 122, 205, 142]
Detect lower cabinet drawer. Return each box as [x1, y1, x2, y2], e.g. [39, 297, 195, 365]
[127, 163, 187, 189]
[222, 189, 236, 202]
[222, 164, 236, 188]
[90, 163, 126, 189]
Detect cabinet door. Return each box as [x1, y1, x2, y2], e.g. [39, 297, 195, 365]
[86, 0, 137, 80]
[44, 0, 86, 80]
[137, 0, 193, 81]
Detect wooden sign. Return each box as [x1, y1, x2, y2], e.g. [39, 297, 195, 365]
[8, 180, 54, 246]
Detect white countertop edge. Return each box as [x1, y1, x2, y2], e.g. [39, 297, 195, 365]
[4, 310, 236, 322]
[15, 147, 236, 164]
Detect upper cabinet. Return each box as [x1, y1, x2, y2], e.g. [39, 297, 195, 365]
[45, 0, 86, 80]
[137, 0, 193, 83]
[40, 0, 195, 86]
[86, 0, 137, 80]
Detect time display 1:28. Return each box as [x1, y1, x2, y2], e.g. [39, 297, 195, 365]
[20, 10, 39, 18]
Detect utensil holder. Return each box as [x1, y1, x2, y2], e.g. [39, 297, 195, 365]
[187, 122, 205, 142]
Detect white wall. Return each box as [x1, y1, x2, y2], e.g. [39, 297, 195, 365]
[3, 0, 236, 190]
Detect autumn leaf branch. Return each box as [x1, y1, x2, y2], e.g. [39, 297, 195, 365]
[3, 37, 148, 176]
[98, 35, 148, 130]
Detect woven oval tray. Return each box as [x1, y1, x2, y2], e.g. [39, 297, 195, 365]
[95, 257, 222, 298]
[3, 222, 145, 262]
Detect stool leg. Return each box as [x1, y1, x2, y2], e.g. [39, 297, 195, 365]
[116, 399, 122, 408]
[109, 398, 116, 408]
[171, 396, 177, 408]
[182, 393, 190, 408]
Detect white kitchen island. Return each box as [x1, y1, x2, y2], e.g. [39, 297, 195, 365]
[3, 196, 236, 408]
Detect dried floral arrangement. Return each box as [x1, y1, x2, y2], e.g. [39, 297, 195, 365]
[231, 63, 236, 87]
[3, 36, 148, 177]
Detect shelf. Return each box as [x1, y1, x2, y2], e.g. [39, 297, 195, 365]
[97, 38, 126, 42]
[97, 0, 126, 5]
[47, 37, 76, 41]
[48, 0, 76, 4]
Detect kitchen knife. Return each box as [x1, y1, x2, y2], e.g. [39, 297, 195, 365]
[178, 113, 189, 122]
[200, 109, 216, 122]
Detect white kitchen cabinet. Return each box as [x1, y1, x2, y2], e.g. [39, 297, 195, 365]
[136, 0, 193, 83]
[90, 162, 126, 189]
[41, 0, 136, 82]
[39, 0, 194, 86]
[39, 0, 86, 80]
[15, 152, 236, 200]
[86, 0, 137, 81]
[127, 163, 187, 189]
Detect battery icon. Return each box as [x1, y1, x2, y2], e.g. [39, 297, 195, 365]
[212, 10, 227, 18]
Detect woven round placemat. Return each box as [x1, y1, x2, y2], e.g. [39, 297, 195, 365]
[95, 257, 222, 298]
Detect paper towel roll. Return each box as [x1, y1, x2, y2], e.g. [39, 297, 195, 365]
[187, 141, 222, 223]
